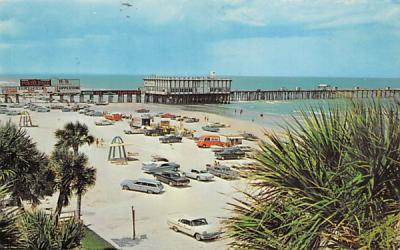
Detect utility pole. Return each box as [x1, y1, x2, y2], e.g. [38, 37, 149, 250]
[131, 206, 136, 240]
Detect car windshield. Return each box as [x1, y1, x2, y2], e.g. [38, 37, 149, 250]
[199, 170, 208, 174]
[191, 218, 208, 226]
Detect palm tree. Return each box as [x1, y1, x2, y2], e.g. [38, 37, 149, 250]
[71, 165, 96, 220]
[55, 121, 94, 155]
[0, 121, 55, 206]
[225, 101, 400, 249]
[50, 147, 89, 218]
[54, 121, 95, 219]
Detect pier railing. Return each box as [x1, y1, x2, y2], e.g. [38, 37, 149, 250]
[230, 89, 400, 102]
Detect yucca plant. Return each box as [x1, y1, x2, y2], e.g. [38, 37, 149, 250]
[0, 185, 20, 248]
[20, 210, 84, 250]
[225, 100, 400, 249]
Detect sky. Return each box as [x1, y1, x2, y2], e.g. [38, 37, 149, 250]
[0, 0, 399, 77]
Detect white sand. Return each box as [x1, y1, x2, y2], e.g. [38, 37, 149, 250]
[1, 103, 265, 250]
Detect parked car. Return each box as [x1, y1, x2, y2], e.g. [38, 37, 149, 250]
[232, 145, 254, 153]
[120, 179, 164, 194]
[202, 126, 219, 132]
[144, 128, 163, 136]
[160, 113, 176, 119]
[196, 135, 225, 148]
[142, 161, 180, 173]
[95, 120, 113, 126]
[167, 216, 221, 241]
[208, 122, 226, 128]
[92, 111, 103, 117]
[182, 169, 214, 181]
[159, 135, 182, 143]
[154, 171, 190, 186]
[136, 108, 150, 113]
[36, 107, 50, 112]
[6, 110, 18, 116]
[241, 132, 259, 141]
[215, 147, 246, 160]
[61, 107, 71, 112]
[206, 164, 239, 179]
[124, 130, 135, 135]
[185, 117, 199, 123]
[151, 155, 169, 162]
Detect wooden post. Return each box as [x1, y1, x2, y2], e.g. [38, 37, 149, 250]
[131, 206, 136, 240]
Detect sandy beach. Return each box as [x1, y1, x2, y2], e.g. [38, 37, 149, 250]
[0, 102, 266, 250]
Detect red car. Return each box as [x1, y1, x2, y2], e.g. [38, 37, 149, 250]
[160, 113, 177, 119]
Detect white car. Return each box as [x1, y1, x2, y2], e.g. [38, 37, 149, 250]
[94, 120, 113, 126]
[182, 169, 214, 181]
[120, 179, 164, 194]
[167, 216, 221, 241]
[141, 161, 180, 173]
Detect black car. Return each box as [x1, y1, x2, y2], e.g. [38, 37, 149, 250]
[215, 148, 246, 160]
[153, 171, 190, 186]
[145, 128, 163, 136]
[159, 135, 183, 143]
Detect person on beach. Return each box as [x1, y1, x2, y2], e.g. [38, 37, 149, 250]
[234, 109, 237, 114]
[100, 138, 104, 147]
[240, 109, 243, 115]
[260, 113, 264, 118]
[96, 138, 99, 147]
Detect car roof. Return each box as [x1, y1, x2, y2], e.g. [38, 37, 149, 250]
[200, 135, 220, 138]
[137, 178, 161, 184]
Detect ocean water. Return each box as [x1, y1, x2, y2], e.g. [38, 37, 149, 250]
[1, 74, 399, 127]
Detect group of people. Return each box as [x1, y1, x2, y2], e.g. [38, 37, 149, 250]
[95, 138, 105, 147]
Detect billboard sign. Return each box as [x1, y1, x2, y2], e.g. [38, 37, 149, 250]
[20, 79, 51, 87]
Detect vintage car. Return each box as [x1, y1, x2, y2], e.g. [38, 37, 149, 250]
[36, 107, 50, 112]
[184, 117, 200, 123]
[215, 147, 246, 160]
[142, 161, 180, 174]
[151, 155, 169, 162]
[144, 128, 163, 136]
[120, 179, 164, 194]
[182, 169, 214, 181]
[159, 135, 182, 143]
[207, 122, 226, 128]
[232, 145, 254, 153]
[196, 135, 225, 148]
[136, 108, 150, 113]
[160, 113, 176, 119]
[154, 171, 190, 186]
[95, 120, 114, 126]
[167, 216, 221, 241]
[61, 107, 71, 112]
[241, 132, 259, 141]
[202, 126, 220, 132]
[206, 164, 239, 180]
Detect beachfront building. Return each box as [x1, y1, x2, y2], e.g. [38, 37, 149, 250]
[143, 72, 232, 104]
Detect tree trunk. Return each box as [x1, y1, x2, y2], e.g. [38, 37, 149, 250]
[76, 193, 82, 220]
[55, 190, 66, 221]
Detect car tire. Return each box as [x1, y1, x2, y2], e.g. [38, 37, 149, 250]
[196, 176, 200, 181]
[122, 185, 129, 190]
[172, 226, 179, 232]
[194, 233, 202, 241]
